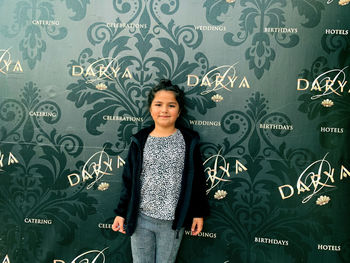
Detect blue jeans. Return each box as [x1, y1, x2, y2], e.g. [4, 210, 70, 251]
[131, 213, 184, 263]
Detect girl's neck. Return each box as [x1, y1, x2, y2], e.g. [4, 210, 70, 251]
[150, 125, 177, 137]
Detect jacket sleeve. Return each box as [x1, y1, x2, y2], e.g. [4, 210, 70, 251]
[114, 142, 136, 218]
[190, 141, 210, 218]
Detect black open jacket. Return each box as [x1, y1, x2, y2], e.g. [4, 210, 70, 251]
[114, 125, 210, 236]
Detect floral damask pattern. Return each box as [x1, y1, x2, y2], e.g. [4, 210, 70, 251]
[204, 0, 324, 79]
[200, 92, 328, 263]
[1, 1, 349, 262]
[0, 82, 96, 262]
[0, 0, 90, 69]
[66, 0, 217, 153]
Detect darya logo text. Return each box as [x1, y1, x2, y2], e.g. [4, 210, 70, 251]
[187, 63, 250, 95]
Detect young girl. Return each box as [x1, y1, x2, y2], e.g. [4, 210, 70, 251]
[112, 79, 210, 263]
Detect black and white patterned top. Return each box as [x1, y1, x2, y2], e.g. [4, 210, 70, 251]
[139, 129, 186, 220]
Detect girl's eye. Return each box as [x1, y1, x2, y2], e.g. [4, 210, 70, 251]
[154, 104, 161, 106]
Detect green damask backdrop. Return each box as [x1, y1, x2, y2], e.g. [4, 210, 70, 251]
[0, 0, 349, 262]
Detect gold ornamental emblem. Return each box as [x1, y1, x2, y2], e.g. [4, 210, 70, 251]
[321, 99, 334, 107]
[98, 182, 110, 191]
[214, 190, 227, 200]
[211, 94, 224, 102]
[96, 83, 107, 90]
[339, 0, 350, 6]
[316, 195, 330, 206]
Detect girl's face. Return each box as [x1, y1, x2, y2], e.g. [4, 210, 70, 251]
[150, 90, 180, 129]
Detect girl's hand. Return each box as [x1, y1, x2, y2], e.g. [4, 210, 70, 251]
[191, 217, 203, 236]
[112, 216, 126, 234]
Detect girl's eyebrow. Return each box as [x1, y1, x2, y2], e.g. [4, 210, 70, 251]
[153, 100, 177, 104]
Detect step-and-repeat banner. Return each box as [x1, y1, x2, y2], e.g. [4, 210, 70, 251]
[1, 0, 349, 262]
